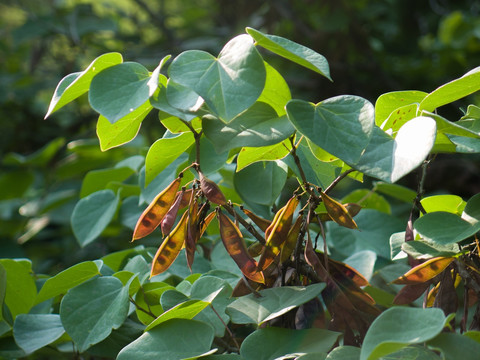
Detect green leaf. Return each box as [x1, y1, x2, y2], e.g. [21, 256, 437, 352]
[80, 167, 135, 198]
[236, 140, 291, 171]
[151, 82, 198, 122]
[203, 102, 295, 153]
[420, 68, 480, 112]
[414, 211, 478, 245]
[463, 193, 480, 224]
[35, 261, 102, 304]
[401, 240, 459, 259]
[13, 314, 65, 354]
[374, 182, 416, 203]
[234, 160, 287, 205]
[353, 118, 436, 183]
[286, 96, 374, 164]
[190, 136, 229, 175]
[428, 332, 480, 360]
[144, 132, 194, 187]
[227, 283, 325, 325]
[379, 103, 418, 133]
[327, 209, 404, 259]
[89, 62, 151, 124]
[342, 189, 391, 214]
[420, 194, 465, 215]
[240, 327, 340, 360]
[145, 299, 210, 331]
[374, 90, 427, 126]
[45, 52, 123, 118]
[381, 345, 441, 359]
[3, 137, 66, 166]
[96, 101, 152, 151]
[284, 141, 342, 188]
[0, 259, 36, 320]
[60, 276, 130, 352]
[246, 27, 331, 80]
[257, 61, 292, 115]
[448, 135, 480, 153]
[166, 79, 204, 112]
[0, 264, 6, 323]
[135, 282, 175, 325]
[0, 170, 35, 200]
[117, 319, 215, 360]
[71, 190, 120, 247]
[360, 307, 446, 360]
[326, 346, 361, 360]
[169, 34, 266, 122]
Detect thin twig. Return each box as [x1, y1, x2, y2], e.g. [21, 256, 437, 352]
[209, 304, 240, 351]
[222, 203, 266, 245]
[324, 169, 354, 194]
[129, 296, 157, 319]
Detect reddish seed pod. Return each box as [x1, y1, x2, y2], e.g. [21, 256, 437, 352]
[199, 172, 227, 205]
[161, 189, 185, 237]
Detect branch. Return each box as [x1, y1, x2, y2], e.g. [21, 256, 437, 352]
[324, 169, 354, 194]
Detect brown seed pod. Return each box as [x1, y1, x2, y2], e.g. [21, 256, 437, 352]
[199, 172, 227, 205]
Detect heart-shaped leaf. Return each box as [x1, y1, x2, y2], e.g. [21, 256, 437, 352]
[353, 117, 436, 183]
[286, 96, 374, 164]
[117, 319, 215, 360]
[360, 307, 446, 360]
[203, 102, 295, 153]
[71, 190, 119, 247]
[169, 34, 266, 122]
[246, 27, 331, 80]
[60, 276, 130, 352]
[374, 90, 427, 126]
[227, 283, 325, 325]
[45, 52, 123, 118]
[240, 327, 340, 360]
[13, 314, 65, 354]
[89, 62, 151, 124]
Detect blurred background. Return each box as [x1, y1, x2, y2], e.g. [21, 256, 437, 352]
[1, 0, 480, 270]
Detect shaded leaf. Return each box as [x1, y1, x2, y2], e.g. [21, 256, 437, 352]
[117, 319, 215, 360]
[240, 327, 340, 360]
[13, 314, 64, 354]
[227, 283, 325, 325]
[71, 190, 119, 246]
[360, 307, 446, 360]
[60, 276, 130, 352]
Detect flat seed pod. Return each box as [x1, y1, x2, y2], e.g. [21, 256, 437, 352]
[217, 209, 265, 284]
[185, 199, 199, 270]
[257, 196, 299, 271]
[199, 172, 227, 205]
[133, 177, 181, 241]
[320, 191, 358, 230]
[161, 189, 185, 237]
[242, 207, 271, 232]
[280, 214, 303, 263]
[392, 257, 455, 285]
[150, 211, 189, 277]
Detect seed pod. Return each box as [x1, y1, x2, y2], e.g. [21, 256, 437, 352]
[150, 211, 189, 277]
[178, 188, 194, 209]
[242, 207, 271, 232]
[185, 198, 199, 270]
[199, 172, 227, 205]
[392, 257, 454, 285]
[257, 196, 299, 271]
[133, 177, 181, 241]
[217, 209, 265, 284]
[280, 214, 303, 263]
[320, 191, 358, 230]
[247, 241, 264, 258]
[161, 189, 185, 237]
